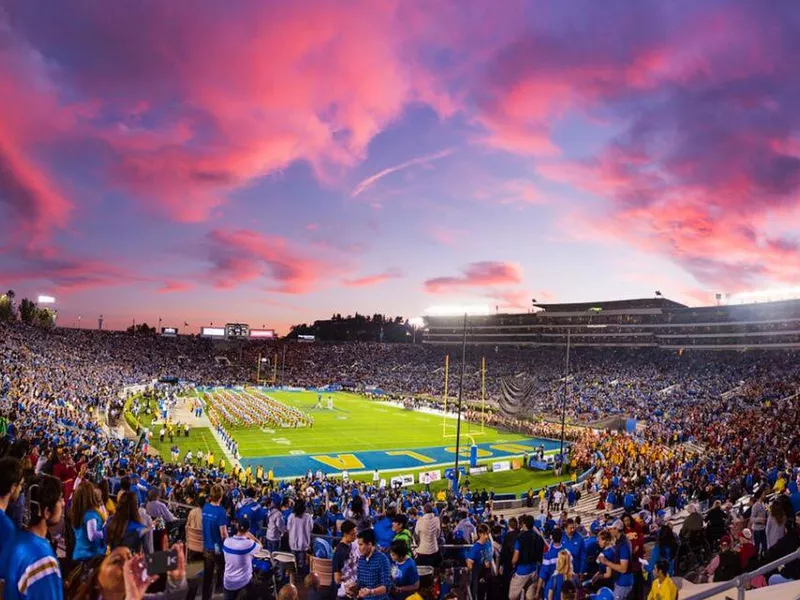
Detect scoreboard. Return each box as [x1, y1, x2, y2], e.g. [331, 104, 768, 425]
[225, 323, 250, 338]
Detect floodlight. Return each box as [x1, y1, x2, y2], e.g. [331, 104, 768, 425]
[423, 304, 492, 316]
[38, 295, 56, 304]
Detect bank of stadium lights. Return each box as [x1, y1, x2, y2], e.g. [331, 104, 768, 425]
[423, 304, 492, 316]
[722, 287, 800, 305]
[38, 295, 56, 304]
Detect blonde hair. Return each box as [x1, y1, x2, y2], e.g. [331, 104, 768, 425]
[555, 549, 573, 578]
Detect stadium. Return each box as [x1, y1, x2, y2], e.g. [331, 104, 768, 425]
[2, 291, 800, 599]
[2, 2, 799, 599]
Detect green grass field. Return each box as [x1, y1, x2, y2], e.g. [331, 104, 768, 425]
[220, 390, 531, 457]
[133, 409, 227, 463]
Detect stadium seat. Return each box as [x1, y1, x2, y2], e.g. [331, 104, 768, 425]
[309, 556, 333, 586]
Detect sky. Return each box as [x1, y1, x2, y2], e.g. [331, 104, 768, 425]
[2, 0, 800, 333]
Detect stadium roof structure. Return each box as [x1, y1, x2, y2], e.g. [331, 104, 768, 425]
[532, 297, 687, 312]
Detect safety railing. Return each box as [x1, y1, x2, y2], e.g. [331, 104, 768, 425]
[682, 547, 800, 600]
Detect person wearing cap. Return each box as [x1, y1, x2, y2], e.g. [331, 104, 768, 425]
[581, 521, 602, 580]
[703, 535, 741, 583]
[223, 516, 263, 599]
[597, 520, 634, 600]
[738, 528, 756, 569]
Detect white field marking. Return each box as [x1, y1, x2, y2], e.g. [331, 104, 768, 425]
[336, 416, 348, 420]
[272, 438, 291, 445]
[260, 428, 276, 434]
[289, 450, 307, 455]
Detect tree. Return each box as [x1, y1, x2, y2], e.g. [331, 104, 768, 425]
[126, 322, 156, 336]
[0, 292, 15, 322]
[35, 307, 56, 329]
[19, 298, 37, 324]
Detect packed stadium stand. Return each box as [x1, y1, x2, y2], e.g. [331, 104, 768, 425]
[0, 296, 799, 599]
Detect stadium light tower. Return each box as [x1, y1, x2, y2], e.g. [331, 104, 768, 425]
[559, 328, 571, 464]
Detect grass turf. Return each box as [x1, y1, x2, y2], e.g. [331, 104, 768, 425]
[349, 465, 569, 495]
[133, 409, 228, 463]
[215, 390, 531, 457]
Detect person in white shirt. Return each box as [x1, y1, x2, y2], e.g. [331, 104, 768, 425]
[373, 470, 380, 483]
[223, 516, 263, 598]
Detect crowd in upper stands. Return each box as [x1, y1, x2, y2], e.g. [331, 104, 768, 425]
[1, 320, 800, 599]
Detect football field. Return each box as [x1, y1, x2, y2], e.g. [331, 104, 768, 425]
[211, 389, 563, 478]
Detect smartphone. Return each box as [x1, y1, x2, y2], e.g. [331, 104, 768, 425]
[146, 549, 179, 575]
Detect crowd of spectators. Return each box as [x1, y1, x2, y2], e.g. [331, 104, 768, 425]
[1, 321, 800, 599]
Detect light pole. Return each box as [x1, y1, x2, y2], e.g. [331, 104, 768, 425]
[559, 328, 571, 462]
[452, 312, 468, 492]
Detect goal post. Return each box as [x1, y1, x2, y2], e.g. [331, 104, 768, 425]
[443, 355, 487, 441]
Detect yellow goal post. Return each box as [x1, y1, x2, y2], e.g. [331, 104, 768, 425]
[442, 355, 488, 440]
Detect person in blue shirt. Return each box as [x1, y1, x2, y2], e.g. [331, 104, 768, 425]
[590, 530, 617, 592]
[561, 518, 584, 578]
[538, 527, 564, 592]
[543, 549, 576, 600]
[581, 522, 602, 579]
[236, 488, 267, 538]
[510, 514, 544, 600]
[388, 540, 419, 600]
[0, 457, 23, 556]
[374, 508, 396, 550]
[107, 491, 148, 553]
[597, 521, 634, 600]
[0, 474, 65, 600]
[356, 529, 392, 600]
[69, 481, 106, 562]
[466, 524, 493, 600]
[202, 483, 229, 600]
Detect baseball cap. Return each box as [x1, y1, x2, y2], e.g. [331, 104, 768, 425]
[720, 535, 732, 545]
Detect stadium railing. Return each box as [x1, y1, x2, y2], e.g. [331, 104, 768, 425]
[682, 547, 800, 600]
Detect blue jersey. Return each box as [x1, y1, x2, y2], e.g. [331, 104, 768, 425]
[561, 531, 585, 574]
[72, 510, 105, 561]
[538, 543, 562, 583]
[0, 531, 63, 600]
[236, 500, 267, 536]
[0, 511, 16, 556]
[202, 503, 228, 552]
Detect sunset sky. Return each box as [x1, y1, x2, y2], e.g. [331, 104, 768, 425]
[2, 0, 800, 333]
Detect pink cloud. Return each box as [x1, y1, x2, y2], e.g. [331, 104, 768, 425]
[0, 2, 465, 224]
[351, 148, 455, 197]
[205, 229, 331, 293]
[424, 261, 522, 294]
[0, 251, 143, 293]
[305, 223, 320, 231]
[159, 281, 195, 294]
[342, 268, 403, 287]
[427, 226, 467, 247]
[0, 26, 74, 247]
